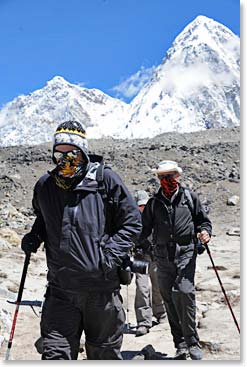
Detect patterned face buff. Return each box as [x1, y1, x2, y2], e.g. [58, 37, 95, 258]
[158, 173, 179, 199]
[53, 149, 85, 178]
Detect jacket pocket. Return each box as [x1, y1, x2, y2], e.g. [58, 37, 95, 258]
[179, 243, 195, 256]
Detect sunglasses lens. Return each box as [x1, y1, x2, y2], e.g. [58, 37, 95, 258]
[53, 149, 81, 162]
[66, 150, 80, 159]
[53, 152, 63, 161]
[158, 173, 176, 180]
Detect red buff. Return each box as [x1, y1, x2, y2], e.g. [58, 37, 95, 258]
[160, 177, 178, 199]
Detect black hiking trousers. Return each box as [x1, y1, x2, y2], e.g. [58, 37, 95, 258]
[155, 244, 199, 349]
[40, 286, 125, 360]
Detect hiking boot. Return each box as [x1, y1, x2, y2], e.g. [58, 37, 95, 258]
[189, 343, 203, 360]
[136, 326, 149, 337]
[174, 346, 188, 360]
[157, 315, 166, 324]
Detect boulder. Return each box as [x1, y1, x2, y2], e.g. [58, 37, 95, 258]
[0, 228, 20, 246]
[227, 195, 240, 206]
[0, 238, 11, 251]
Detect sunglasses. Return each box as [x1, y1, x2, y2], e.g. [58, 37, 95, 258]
[53, 149, 81, 162]
[158, 173, 178, 180]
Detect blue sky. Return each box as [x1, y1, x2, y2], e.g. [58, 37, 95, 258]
[0, 0, 240, 107]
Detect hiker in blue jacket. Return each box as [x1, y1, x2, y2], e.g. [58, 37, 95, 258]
[21, 120, 142, 360]
[139, 160, 212, 360]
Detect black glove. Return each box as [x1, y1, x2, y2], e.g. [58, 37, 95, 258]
[118, 256, 133, 285]
[196, 241, 206, 255]
[139, 238, 152, 252]
[121, 255, 132, 270]
[21, 232, 41, 254]
[133, 247, 145, 260]
[100, 248, 122, 274]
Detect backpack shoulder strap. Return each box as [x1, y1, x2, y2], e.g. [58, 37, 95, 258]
[183, 188, 194, 216]
[96, 163, 107, 200]
[149, 197, 156, 218]
[183, 188, 198, 243]
[95, 163, 113, 237]
[95, 163, 112, 201]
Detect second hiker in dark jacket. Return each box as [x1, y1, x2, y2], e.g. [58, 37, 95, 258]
[133, 190, 166, 337]
[21, 120, 141, 360]
[139, 160, 212, 361]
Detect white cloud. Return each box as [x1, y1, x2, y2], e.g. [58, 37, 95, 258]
[161, 61, 237, 97]
[76, 81, 87, 88]
[112, 65, 155, 99]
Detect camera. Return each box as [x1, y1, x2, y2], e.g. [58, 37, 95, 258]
[129, 258, 150, 274]
[118, 255, 150, 285]
[122, 255, 150, 275]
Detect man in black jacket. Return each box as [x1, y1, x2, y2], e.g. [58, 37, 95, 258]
[139, 160, 212, 360]
[21, 120, 142, 360]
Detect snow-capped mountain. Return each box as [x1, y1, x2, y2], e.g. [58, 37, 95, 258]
[126, 15, 240, 138]
[0, 76, 129, 146]
[0, 15, 240, 146]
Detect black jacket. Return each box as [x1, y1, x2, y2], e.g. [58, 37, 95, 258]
[29, 157, 142, 291]
[140, 185, 212, 248]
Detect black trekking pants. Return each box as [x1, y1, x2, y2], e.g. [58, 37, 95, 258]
[40, 286, 125, 360]
[155, 244, 199, 348]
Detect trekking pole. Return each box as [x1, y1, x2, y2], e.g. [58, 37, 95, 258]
[5, 252, 31, 360]
[204, 243, 240, 334]
[126, 285, 130, 332]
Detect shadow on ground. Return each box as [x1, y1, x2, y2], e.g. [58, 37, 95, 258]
[122, 345, 174, 360]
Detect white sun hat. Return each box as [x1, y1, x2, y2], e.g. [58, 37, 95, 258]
[152, 160, 183, 175]
[135, 190, 150, 206]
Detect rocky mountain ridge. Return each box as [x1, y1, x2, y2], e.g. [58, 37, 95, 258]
[0, 127, 240, 220]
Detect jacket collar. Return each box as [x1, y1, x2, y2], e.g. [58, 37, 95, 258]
[155, 184, 184, 203]
[74, 162, 100, 191]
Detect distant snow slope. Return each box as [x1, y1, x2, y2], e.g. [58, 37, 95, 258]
[126, 15, 240, 138]
[0, 76, 129, 146]
[0, 15, 240, 146]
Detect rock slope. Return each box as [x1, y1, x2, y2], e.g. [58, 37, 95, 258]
[0, 127, 240, 360]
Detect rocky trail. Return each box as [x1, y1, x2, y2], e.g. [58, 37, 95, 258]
[0, 127, 240, 360]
